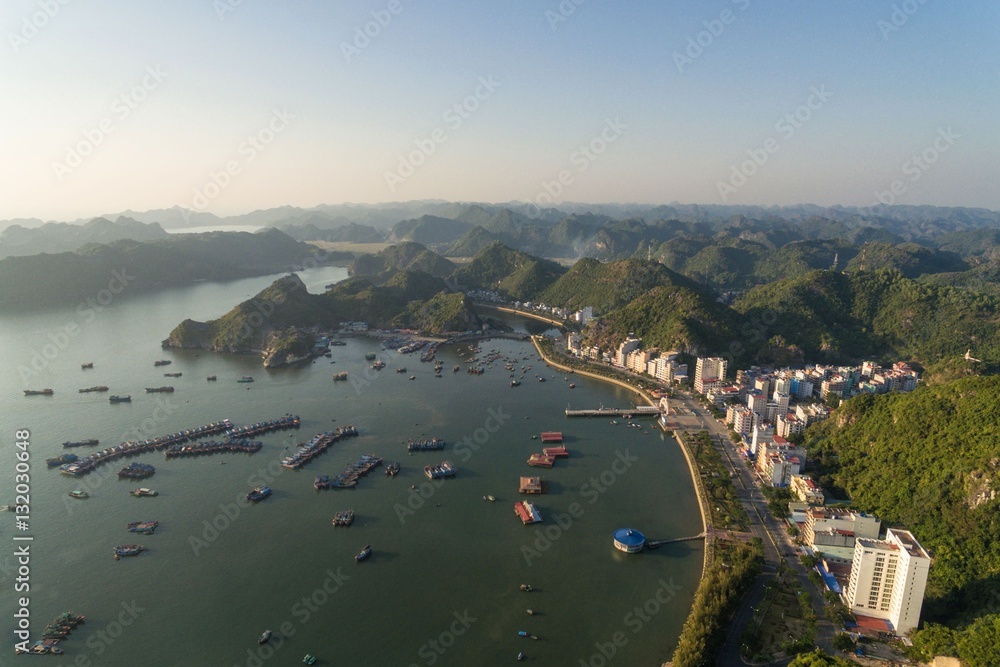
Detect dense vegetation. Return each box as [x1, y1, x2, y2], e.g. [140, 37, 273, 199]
[164, 269, 479, 357]
[349, 241, 456, 281]
[0, 216, 169, 258]
[0, 229, 325, 309]
[802, 377, 1000, 660]
[451, 242, 565, 300]
[733, 268, 1000, 365]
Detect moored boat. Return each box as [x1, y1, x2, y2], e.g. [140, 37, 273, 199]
[118, 462, 155, 479]
[154, 360, 171, 366]
[385, 461, 400, 476]
[423, 460, 455, 480]
[78, 386, 109, 393]
[163, 372, 182, 378]
[145, 386, 175, 393]
[247, 485, 272, 502]
[47, 454, 78, 467]
[113, 544, 145, 560]
[130, 488, 158, 497]
[81, 362, 94, 369]
[355, 544, 372, 562]
[237, 376, 254, 383]
[302, 655, 317, 665]
[258, 630, 272, 645]
[68, 490, 89, 499]
[333, 371, 349, 381]
[24, 389, 54, 396]
[206, 375, 217, 381]
[109, 395, 131, 403]
[127, 520, 159, 535]
[332, 509, 355, 526]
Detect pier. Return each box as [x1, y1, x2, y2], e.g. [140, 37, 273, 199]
[564, 406, 661, 418]
[646, 532, 708, 548]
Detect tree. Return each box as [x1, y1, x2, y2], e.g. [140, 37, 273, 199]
[910, 623, 958, 661]
[788, 648, 853, 667]
[832, 632, 855, 652]
[956, 614, 1000, 667]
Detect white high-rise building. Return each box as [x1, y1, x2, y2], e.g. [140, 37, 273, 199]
[695, 357, 727, 394]
[844, 528, 931, 635]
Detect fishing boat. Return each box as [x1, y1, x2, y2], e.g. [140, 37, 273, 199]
[68, 490, 89, 499]
[113, 544, 145, 560]
[424, 461, 456, 480]
[517, 631, 539, 640]
[355, 544, 372, 562]
[81, 362, 94, 369]
[371, 360, 386, 370]
[118, 462, 155, 479]
[396, 367, 406, 373]
[518, 652, 524, 661]
[332, 509, 355, 526]
[365, 352, 376, 360]
[130, 488, 158, 497]
[510, 379, 520, 387]
[109, 395, 131, 403]
[569, 383, 576, 389]
[78, 386, 109, 393]
[409, 375, 415, 381]
[483, 495, 496, 502]
[333, 371, 349, 381]
[47, 454, 78, 467]
[163, 372, 182, 378]
[246, 485, 272, 502]
[145, 386, 175, 393]
[385, 461, 400, 476]
[127, 520, 159, 535]
[237, 376, 254, 383]
[519, 584, 533, 592]
[206, 375, 217, 381]
[257, 630, 272, 645]
[153, 360, 171, 366]
[302, 655, 317, 665]
[24, 389, 54, 396]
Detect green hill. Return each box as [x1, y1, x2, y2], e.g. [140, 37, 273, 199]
[844, 242, 968, 277]
[444, 226, 502, 257]
[349, 242, 455, 281]
[733, 269, 1000, 365]
[0, 228, 320, 309]
[452, 242, 565, 300]
[387, 215, 472, 246]
[803, 377, 1000, 662]
[164, 269, 478, 362]
[539, 257, 701, 314]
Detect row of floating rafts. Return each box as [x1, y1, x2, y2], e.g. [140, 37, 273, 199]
[315, 454, 384, 490]
[281, 427, 359, 470]
[406, 437, 446, 451]
[467, 366, 485, 375]
[58, 419, 234, 476]
[385, 461, 401, 476]
[423, 460, 456, 480]
[118, 462, 155, 479]
[127, 520, 159, 535]
[226, 414, 300, 438]
[164, 438, 262, 458]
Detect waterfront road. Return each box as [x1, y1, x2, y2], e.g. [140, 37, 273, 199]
[672, 395, 836, 665]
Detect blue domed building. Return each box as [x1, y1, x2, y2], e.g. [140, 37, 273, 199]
[613, 528, 646, 553]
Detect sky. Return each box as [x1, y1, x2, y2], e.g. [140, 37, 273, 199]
[1, 0, 998, 220]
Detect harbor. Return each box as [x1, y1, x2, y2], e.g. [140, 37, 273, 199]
[564, 405, 661, 418]
[0, 270, 703, 666]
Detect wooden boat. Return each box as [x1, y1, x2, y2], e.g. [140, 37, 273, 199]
[355, 544, 372, 562]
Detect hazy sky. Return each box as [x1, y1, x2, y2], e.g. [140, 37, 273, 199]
[1, 0, 997, 220]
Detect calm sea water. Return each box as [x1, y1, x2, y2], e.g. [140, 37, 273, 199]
[0, 266, 703, 666]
